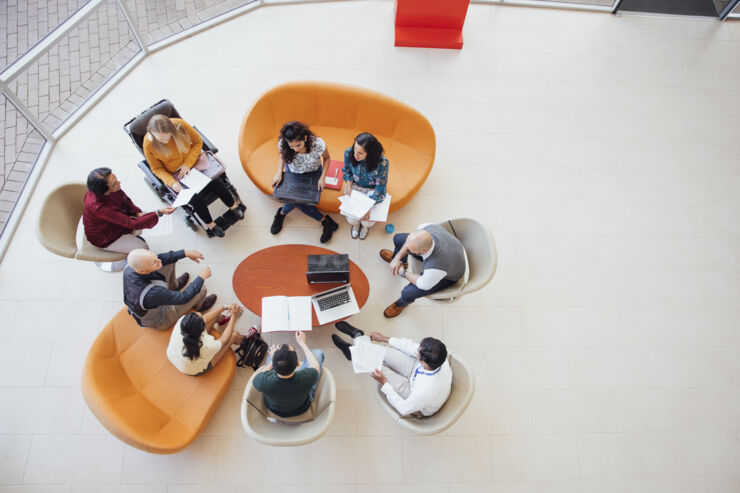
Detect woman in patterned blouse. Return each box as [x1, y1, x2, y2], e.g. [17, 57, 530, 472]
[342, 132, 389, 240]
[270, 121, 338, 244]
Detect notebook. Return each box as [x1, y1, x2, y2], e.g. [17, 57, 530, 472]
[323, 160, 344, 190]
[261, 296, 312, 332]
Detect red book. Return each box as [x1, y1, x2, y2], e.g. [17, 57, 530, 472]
[324, 160, 344, 190]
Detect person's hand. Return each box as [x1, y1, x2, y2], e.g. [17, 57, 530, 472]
[390, 257, 403, 276]
[370, 369, 387, 385]
[199, 266, 212, 279]
[295, 330, 307, 346]
[230, 304, 243, 319]
[159, 206, 176, 215]
[272, 171, 282, 188]
[344, 183, 352, 196]
[369, 332, 389, 343]
[268, 344, 280, 357]
[175, 164, 190, 180]
[317, 177, 325, 190]
[184, 250, 204, 263]
[171, 182, 183, 193]
[361, 211, 370, 221]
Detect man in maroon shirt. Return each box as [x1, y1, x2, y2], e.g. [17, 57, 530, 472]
[83, 167, 175, 253]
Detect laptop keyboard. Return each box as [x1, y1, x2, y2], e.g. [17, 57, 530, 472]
[317, 290, 351, 311]
[278, 184, 317, 200]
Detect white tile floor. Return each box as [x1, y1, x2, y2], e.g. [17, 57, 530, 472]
[1, 0, 740, 491]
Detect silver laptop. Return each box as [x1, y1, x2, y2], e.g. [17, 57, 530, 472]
[311, 283, 360, 325]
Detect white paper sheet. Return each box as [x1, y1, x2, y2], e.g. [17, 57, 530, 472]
[261, 296, 312, 333]
[338, 192, 375, 219]
[146, 213, 173, 237]
[349, 336, 386, 374]
[171, 187, 197, 208]
[179, 168, 211, 193]
[339, 191, 392, 223]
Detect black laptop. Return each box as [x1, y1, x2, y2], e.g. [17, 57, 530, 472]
[307, 254, 350, 284]
[273, 171, 321, 205]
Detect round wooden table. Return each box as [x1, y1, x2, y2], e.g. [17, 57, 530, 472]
[232, 244, 370, 326]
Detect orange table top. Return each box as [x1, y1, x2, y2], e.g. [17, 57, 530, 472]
[232, 244, 370, 327]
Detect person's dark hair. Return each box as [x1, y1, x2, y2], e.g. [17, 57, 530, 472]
[180, 313, 206, 361]
[272, 344, 298, 376]
[418, 337, 447, 370]
[87, 167, 113, 195]
[348, 132, 384, 172]
[279, 121, 315, 164]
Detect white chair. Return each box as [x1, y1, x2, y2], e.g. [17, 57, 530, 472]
[408, 218, 497, 302]
[241, 367, 336, 446]
[36, 183, 127, 272]
[375, 354, 475, 435]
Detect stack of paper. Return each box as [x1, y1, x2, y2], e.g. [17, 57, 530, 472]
[349, 336, 386, 374]
[261, 296, 312, 333]
[172, 168, 212, 208]
[338, 191, 392, 223]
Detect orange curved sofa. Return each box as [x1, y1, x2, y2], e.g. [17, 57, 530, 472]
[81, 308, 235, 454]
[238, 81, 436, 213]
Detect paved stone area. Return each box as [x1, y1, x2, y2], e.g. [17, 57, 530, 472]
[0, 0, 255, 236]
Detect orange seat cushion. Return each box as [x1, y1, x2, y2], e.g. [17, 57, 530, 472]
[238, 82, 436, 213]
[81, 308, 235, 454]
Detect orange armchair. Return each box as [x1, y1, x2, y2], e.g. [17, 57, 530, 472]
[238, 81, 436, 214]
[81, 308, 235, 454]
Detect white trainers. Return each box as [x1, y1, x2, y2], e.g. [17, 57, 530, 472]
[351, 223, 361, 239]
[359, 225, 370, 240]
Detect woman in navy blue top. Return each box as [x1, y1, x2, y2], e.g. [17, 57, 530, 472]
[342, 132, 389, 240]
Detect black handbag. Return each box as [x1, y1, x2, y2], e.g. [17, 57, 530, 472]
[235, 334, 267, 370]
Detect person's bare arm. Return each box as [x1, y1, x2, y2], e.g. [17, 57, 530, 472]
[295, 331, 319, 371]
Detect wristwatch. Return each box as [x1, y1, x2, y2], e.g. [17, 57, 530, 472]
[156, 209, 163, 217]
[399, 268, 406, 278]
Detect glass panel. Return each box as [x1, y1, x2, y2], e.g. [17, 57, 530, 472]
[7, 0, 141, 131]
[124, 0, 258, 45]
[0, 0, 90, 72]
[0, 94, 47, 237]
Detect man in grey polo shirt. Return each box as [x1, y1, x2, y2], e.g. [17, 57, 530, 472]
[379, 222, 466, 318]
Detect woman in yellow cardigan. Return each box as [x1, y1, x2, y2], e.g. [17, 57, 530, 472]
[143, 115, 243, 237]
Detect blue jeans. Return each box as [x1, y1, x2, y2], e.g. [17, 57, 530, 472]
[266, 348, 325, 402]
[392, 232, 457, 307]
[282, 202, 323, 221]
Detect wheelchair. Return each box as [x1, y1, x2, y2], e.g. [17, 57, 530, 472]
[123, 99, 245, 237]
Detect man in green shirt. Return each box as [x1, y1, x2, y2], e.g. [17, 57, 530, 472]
[252, 331, 324, 417]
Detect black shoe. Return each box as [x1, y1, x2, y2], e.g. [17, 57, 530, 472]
[175, 273, 189, 291]
[335, 321, 364, 339]
[207, 225, 225, 238]
[332, 334, 352, 361]
[270, 207, 285, 235]
[198, 294, 217, 312]
[229, 205, 244, 220]
[320, 215, 338, 243]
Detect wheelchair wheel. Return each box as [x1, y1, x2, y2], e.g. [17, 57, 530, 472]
[144, 177, 167, 203]
[184, 216, 198, 232]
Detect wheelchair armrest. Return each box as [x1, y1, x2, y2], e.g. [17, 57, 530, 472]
[138, 160, 166, 189]
[194, 126, 218, 154]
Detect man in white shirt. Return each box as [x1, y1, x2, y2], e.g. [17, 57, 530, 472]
[331, 321, 452, 417]
[379, 222, 466, 318]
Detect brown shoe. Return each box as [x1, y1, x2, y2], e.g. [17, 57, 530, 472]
[383, 302, 405, 318]
[379, 249, 394, 263]
[198, 294, 217, 312]
[176, 273, 190, 291]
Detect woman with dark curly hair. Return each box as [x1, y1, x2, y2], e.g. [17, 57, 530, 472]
[270, 121, 338, 243]
[342, 132, 389, 240]
[166, 303, 246, 376]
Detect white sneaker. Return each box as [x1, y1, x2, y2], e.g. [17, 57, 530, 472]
[359, 225, 370, 240]
[351, 223, 361, 239]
